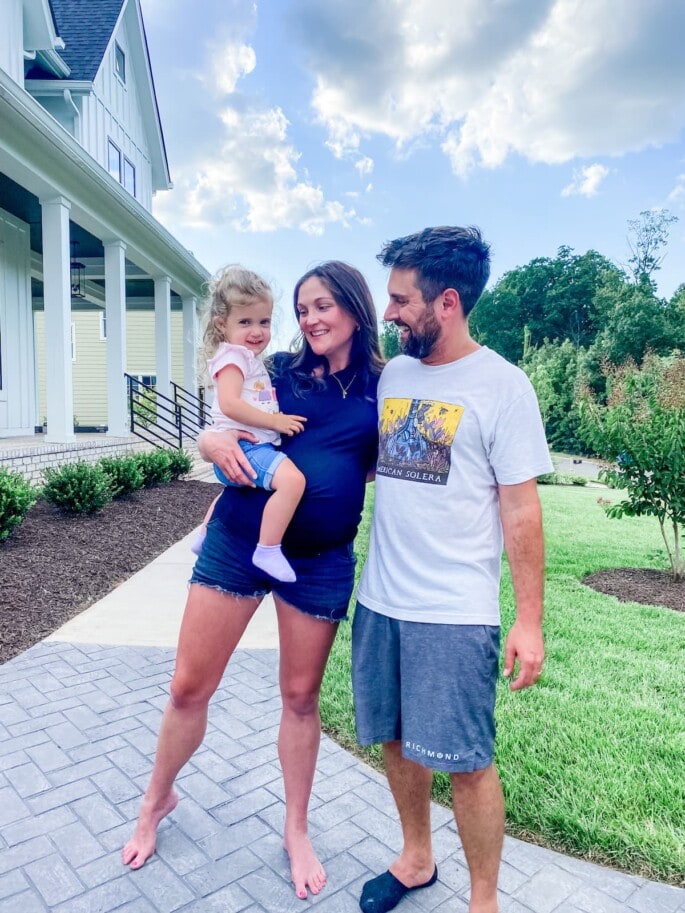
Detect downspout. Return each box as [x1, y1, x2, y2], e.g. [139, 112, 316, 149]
[63, 88, 80, 142]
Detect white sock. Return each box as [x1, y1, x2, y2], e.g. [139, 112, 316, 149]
[252, 544, 296, 582]
[190, 528, 206, 556]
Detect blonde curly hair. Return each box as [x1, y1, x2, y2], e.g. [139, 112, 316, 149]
[198, 265, 273, 381]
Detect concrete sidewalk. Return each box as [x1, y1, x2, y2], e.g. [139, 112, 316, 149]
[0, 530, 683, 913]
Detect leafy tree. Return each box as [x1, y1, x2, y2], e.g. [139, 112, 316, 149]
[580, 354, 685, 581]
[380, 321, 401, 359]
[522, 339, 587, 453]
[471, 247, 627, 363]
[590, 277, 680, 367]
[626, 209, 678, 284]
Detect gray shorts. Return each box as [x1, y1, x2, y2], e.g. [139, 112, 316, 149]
[351, 602, 500, 773]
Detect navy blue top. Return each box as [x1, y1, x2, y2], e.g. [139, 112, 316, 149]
[213, 359, 379, 556]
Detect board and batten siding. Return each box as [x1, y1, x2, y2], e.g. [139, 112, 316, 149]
[34, 310, 188, 428]
[79, 16, 153, 210]
[0, 0, 24, 85]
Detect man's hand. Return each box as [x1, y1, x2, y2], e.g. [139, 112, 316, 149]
[270, 413, 307, 436]
[197, 429, 259, 486]
[503, 619, 544, 691]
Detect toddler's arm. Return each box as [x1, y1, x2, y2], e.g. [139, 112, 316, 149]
[217, 366, 306, 436]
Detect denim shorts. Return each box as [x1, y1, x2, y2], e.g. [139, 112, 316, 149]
[213, 441, 287, 491]
[351, 602, 500, 772]
[190, 516, 357, 622]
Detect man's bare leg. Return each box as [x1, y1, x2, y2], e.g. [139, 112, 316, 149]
[274, 596, 338, 899]
[122, 586, 260, 869]
[451, 765, 504, 913]
[383, 741, 436, 886]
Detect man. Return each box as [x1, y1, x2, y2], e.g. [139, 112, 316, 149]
[352, 226, 553, 913]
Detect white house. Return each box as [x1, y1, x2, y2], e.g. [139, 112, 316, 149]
[0, 0, 209, 445]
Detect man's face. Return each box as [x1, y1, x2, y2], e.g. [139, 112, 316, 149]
[384, 268, 441, 360]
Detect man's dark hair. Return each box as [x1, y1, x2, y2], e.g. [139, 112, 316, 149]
[377, 226, 491, 316]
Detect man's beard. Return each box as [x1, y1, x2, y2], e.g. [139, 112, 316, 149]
[399, 310, 440, 359]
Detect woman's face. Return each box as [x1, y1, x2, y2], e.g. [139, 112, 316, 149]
[296, 276, 358, 372]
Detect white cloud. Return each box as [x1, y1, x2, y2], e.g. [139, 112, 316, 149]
[355, 156, 374, 176]
[667, 174, 685, 208]
[155, 36, 355, 235]
[561, 164, 610, 198]
[205, 41, 256, 96]
[289, 0, 685, 176]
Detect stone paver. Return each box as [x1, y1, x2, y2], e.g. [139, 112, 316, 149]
[0, 641, 683, 913]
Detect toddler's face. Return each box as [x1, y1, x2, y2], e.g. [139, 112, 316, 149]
[217, 297, 273, 355]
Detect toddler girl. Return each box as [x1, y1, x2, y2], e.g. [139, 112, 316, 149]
[193, 265, 306, 582]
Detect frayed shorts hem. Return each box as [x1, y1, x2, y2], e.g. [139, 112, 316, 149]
[188, 580, 268, 600]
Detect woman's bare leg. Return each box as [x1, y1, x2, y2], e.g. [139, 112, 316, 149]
[274, 595, 339, 899]
[122, 585, 261, 869]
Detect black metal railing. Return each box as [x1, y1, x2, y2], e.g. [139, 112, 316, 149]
[125, 374, 211, 449]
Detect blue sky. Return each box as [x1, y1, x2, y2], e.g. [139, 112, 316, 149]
[141, 0, 685, 349]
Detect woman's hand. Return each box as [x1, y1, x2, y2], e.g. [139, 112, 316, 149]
[197, 429, 258, 486]
[271, 413, 307, 436]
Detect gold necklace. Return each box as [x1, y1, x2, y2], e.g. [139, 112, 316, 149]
[330, 372, 357, 399]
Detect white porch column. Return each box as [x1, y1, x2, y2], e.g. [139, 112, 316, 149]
[154, 275, 172, 400]
[182, 295, 198, 395]
[104, 239, 128, 437]
[41, 195, 74, 442]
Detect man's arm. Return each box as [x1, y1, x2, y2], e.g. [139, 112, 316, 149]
[196, 429, 258, 486]
[498, 478, 545, 691]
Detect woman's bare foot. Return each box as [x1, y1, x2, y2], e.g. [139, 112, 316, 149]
[284, 831, 327, 899]
[122, 790, 179, 869]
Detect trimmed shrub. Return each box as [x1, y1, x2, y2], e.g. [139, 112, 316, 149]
[134, 450, 173, 487]
[98, 456, 144, 498]
[0, 469, 37, 542]
[43, 461, 113, 514]
[166, 448, 193, 479]
[538, 472, 588, 487]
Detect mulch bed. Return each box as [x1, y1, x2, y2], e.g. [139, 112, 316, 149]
[583, 567, 684, 613]
[0, 480, 222, 664]
[2, 480, 682, 665]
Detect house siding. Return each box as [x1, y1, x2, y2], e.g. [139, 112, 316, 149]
[0, 0, 24, 85]
[34, 309, 187, 428]
[80, 15, 153, 209]
[0, 208, 35, 435]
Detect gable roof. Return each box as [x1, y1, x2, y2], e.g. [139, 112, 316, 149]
[49, 0, 125, 81]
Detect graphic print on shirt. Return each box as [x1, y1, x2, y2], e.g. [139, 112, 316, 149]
[377, 397, 464, 485]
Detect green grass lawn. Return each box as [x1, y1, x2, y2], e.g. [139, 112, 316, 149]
[320, 484, 685, 885]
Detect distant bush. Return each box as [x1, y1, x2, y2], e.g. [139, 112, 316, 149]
[0, 469, 37, 542]
[43, 462, 113, 514]
[98, 456, 144, 498]
[538, 472, 588, 487]
[166, 449, 193, 479]
[134, 450, 173, 487]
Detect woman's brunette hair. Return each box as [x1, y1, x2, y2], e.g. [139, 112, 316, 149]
[274, 261, 383, 396]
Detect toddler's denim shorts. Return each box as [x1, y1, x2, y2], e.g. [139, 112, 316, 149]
[213, 440, 287, 491]
[190, 516, 356, 622]
[351, 602, 500, 772]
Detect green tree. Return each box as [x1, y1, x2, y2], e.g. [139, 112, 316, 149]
[522, 339, 587, 453]
[590, 277, 679, 367]
[580, 354, 685, 581]
[380, 321, 401, 359]
[626, 209, 678, 284]
[471, 247, 627, 363]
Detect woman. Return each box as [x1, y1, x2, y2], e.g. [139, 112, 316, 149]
[122, 261, 383, 900]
